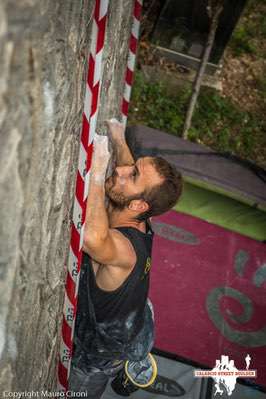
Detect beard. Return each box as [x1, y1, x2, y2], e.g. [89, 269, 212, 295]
[105, 174, 131, 209]
[105, 173, 142, 210]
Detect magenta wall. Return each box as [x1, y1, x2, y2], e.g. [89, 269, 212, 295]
[150, 210, 266, 387]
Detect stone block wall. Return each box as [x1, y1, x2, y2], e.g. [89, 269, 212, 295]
[0, 0, 133, 391]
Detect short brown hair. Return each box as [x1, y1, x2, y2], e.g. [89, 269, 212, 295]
[138, 157, 183, 220]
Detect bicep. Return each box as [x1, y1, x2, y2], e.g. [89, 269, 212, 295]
[82, 229, 136, 268]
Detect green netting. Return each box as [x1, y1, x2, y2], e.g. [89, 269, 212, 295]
[175, 181, 266, 241]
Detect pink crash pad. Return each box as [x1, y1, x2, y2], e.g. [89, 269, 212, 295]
[150, 210, 266, 388]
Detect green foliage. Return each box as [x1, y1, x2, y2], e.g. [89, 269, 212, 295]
[128, 1, 266, 167]
[129, 71, 266, 165]
[230, 26, 257, 56]
[192, 87, 263, 158]
[229, 0, 266, 57]
[129, 71, 189, 135]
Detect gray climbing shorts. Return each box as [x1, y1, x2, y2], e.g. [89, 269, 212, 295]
[69, 299, 154, 398]
[69, 355, 124, 399]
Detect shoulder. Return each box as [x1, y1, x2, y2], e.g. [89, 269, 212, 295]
[110, 228, 137, 261]
[82, 227, 137, 269]
[113, 226, 153, 257]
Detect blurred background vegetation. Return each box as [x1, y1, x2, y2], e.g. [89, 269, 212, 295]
[128, 0, 266, 168]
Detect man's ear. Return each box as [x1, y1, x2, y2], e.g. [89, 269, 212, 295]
[128, 199, 149, 213]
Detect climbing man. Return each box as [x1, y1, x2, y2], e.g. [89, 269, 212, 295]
[69, 119, 183, 397]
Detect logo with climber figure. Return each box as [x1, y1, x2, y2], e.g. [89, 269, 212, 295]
[194, 354, 256, 396]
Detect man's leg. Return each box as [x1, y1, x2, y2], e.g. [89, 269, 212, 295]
[68, 363, 108, 399]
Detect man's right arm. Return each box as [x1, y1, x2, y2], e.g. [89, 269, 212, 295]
[106, 119, 135, 166]
[83, 133, 136, 269]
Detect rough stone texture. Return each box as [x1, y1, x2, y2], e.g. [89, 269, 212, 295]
[97, 0, 134, 130]
[0, 0, 133, 391]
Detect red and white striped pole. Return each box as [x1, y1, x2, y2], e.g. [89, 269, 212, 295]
[121, 0, 143, 125]
[58, 0, 109, 391]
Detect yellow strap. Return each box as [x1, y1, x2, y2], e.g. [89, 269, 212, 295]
[124, 353, 158, 388]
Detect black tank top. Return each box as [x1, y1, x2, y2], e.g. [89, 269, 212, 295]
[74, 225, 154, 361]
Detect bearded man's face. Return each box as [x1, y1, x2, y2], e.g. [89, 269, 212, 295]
[105, 157, 163, 209]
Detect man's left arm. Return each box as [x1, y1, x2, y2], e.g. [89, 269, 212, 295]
[107, 119, 135, 166]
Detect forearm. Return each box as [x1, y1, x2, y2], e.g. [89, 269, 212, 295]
[84, 174, 109, 244]
[83, 134, 110, 249]
[107, 119, 135, 166]
[114, 138, 135, 166]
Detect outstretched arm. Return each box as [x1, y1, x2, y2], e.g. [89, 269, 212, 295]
[82, 133, 136, 268]
[106, 119, 135, 166]
[83, 134, 110, 249]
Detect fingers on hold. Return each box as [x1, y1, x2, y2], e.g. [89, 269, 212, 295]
[106, 118, 124, 129]
[108, 117, 120, 124]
